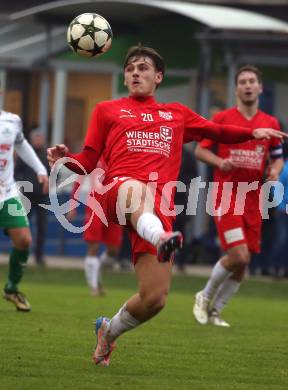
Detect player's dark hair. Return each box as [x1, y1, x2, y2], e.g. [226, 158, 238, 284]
[235, 65, 263, 85]
[124, 45, 166, 75]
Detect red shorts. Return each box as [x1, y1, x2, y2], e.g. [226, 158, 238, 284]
[83, 206, 123, 247]
[100, 178, 174, 264]
[214, 209, 262, 253]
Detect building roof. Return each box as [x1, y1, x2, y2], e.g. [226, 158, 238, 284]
[1, 0, 288, 68]
[148, 0, 288, 31]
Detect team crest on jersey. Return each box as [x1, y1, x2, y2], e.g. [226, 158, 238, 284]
[160, 126, 173, 143]
[158, 111, 173, 120]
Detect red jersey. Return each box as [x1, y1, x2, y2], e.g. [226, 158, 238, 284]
[70, 158, 123, 247]
[83, 96, 254, 186]
[200, 107, 282, 184]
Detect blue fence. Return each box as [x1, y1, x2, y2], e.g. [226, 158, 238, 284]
[0, 194, 87, 257]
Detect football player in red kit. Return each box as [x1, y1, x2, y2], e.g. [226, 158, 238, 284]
[193, 65, 284, 327]
[48, 48, 285, 366]
[67, 158, 123, 296]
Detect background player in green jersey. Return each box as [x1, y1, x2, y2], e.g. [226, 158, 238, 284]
[0, 109, 48, 311]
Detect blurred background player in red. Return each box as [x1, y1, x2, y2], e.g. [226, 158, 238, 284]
[193, 65, 284, 327]
[67, 158, 123, 296]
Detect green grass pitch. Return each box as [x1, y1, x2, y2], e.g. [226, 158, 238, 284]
[0, 265, 288, 390]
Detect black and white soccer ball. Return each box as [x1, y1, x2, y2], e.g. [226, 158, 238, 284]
[67, 13, 113, 57]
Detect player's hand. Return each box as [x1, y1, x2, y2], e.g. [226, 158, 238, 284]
[66, 208, 77, 222]
[37, 174, 49, 194]
[218, 159, 235, 172]
[252, 128, 287, 140]
[266, 167, 279, 181]
[47, 144, 69, 168]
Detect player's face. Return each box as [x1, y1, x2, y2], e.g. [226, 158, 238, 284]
[235, 71, 263, 106]
[124, 56, 163, 97]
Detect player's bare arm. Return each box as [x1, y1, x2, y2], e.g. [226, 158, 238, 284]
[37, 174, 49, 194]
[252, 128, 287, 140]
[195, 144, 235, 172]
[218, 159, 235, 172]
[266, 158, 284, 181]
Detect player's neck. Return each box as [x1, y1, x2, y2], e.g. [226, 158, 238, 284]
[237, 102, 258, 120]
[129, 95, 156, 103]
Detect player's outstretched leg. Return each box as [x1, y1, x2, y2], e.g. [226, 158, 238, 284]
[93, 317, 116, 366]
[157, 231, 183, 262]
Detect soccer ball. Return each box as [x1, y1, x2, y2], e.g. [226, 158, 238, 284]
[67, 13, 113, 57]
